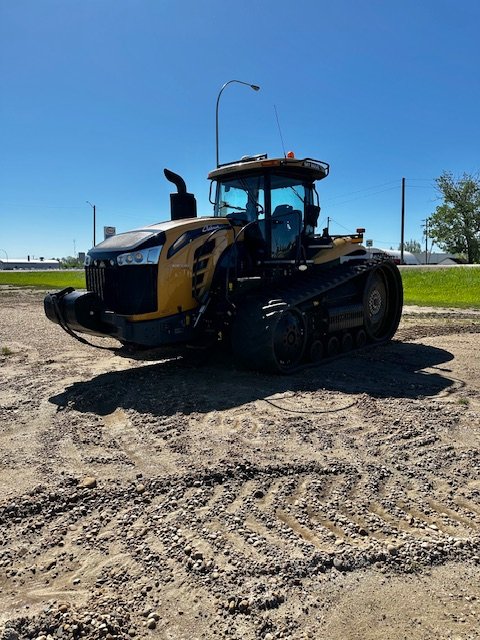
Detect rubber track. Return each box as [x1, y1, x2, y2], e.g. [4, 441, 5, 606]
[232, 258, 400, 373]
[260, 259, 379, 308]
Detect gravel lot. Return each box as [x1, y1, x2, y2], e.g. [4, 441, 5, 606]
[1, 287, 480, 640]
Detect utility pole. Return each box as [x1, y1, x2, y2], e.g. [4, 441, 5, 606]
[400, 178, 405, 264]
[422, 218, 429, 264]
[86, 201, 96, 247]
[425, 218, 428, 264]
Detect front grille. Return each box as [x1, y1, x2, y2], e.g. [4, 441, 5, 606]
[86, 264, 158, 315]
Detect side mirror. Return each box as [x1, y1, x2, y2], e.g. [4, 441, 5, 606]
[305, 204, 320, 228]
[209, 181, 216, 206]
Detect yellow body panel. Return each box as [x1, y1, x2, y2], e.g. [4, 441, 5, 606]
[122, 217, 362, 323]
[312, 237, 363, 264]
[125, 217, 234, 322]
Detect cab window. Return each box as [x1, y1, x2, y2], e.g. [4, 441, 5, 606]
[270, 176, 306, 216]
[214, 175, 265, 221]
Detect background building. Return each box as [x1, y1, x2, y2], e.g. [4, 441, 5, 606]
[0, 257, 60, 270]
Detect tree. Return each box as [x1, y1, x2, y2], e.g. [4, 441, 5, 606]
[399, 239, 421, 253]
[429, 172, 480, 263]
[61, 255, 83, 268]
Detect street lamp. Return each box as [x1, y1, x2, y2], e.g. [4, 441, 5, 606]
[215, 80, 260, 167]
[86, 201, 96, 247]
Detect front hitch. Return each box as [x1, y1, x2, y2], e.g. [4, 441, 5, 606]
[44, 288, 114, 336]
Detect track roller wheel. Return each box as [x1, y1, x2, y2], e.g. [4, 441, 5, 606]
[309, 340, 324, 362]
[341, 332, 353, 352]
[355, 328, 367, 348]
[326, 336, 340, 358]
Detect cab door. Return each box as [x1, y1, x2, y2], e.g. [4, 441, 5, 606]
[270, 205, 302, 260]
[268, 177, 306, 261]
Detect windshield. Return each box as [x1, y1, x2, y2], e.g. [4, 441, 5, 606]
[214, 173, 316, 221]
[214, 175, 265, 221]
[270, 175, 306, 215]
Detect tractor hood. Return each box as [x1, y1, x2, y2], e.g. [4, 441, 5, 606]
[85, 217, 228, 263]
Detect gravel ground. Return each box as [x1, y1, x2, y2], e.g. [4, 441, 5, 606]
[1, 287, 480, 640]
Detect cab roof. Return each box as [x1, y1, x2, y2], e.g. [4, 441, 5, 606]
[208, 154, 330, 182]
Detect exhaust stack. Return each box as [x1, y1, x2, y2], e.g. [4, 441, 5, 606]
[164, 168, 197, 221]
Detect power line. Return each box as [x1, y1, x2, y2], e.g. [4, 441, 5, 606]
[327, 217, 354, 233]
[406, 177, 435, 181]
[0, 202, 85, 210]
[325, 185, 399, 209]
[322, 180, 400, 203]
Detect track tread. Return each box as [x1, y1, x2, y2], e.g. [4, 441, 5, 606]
[232, 258, 403, 373]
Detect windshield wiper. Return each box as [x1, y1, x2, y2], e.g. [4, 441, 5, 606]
[223, 204, 247, 212]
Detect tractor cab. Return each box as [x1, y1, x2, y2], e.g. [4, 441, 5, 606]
[208, 154, 330, 264]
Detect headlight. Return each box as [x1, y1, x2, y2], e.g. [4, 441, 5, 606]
[117, 244, 163, 267]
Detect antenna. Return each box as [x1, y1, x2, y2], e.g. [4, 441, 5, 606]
[274, 105, 287, 158]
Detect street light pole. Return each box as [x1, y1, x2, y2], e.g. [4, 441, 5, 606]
[215, 80, 260, 167]
[400, 177, 405, 264]
[86, 201, 96, 247]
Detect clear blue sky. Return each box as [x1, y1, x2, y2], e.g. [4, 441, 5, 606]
[1, 0, 479, 258]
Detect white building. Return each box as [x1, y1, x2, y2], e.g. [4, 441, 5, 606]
[413, 252, 467, 265]
[383, 249, 420, 265]
[0, 258, 60, 270]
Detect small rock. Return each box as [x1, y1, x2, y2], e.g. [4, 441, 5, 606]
[136, 484, 146, 494]
[78, 476, 97, 489]
[147, 619, 156, 630]
[239, 599, 249, 612]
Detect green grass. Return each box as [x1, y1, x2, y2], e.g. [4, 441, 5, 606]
[1, 346, 14, 356]
[1, 266, 479, 309]
[401, 266, 480, 308]
[0, 270, 85, 290]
